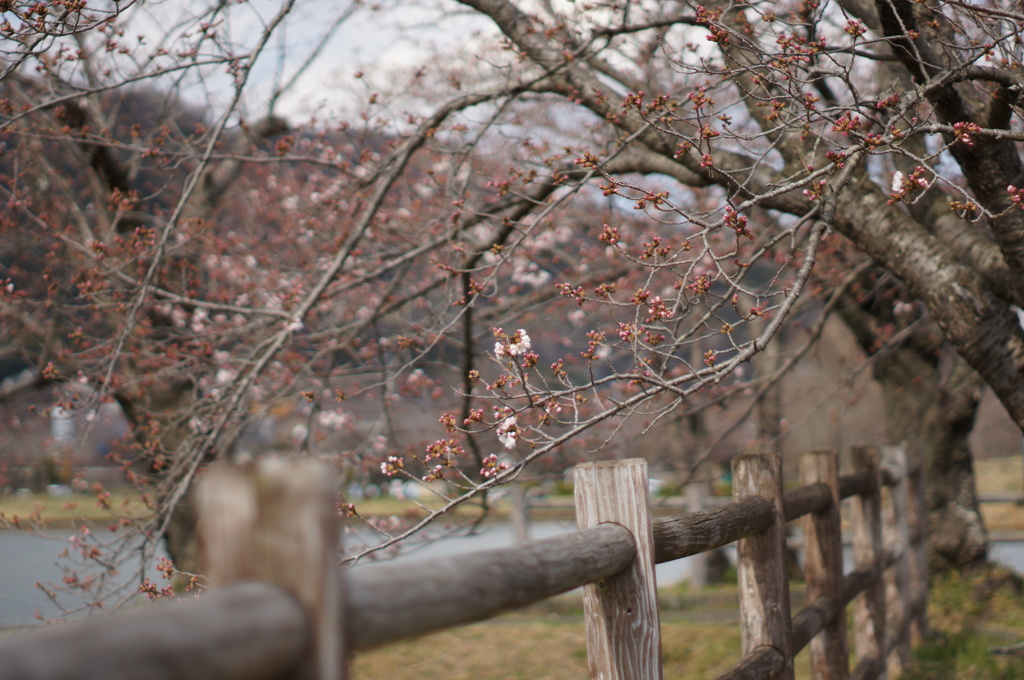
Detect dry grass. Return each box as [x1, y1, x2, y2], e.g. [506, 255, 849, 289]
[354, 619, 592, 680]
[352, 614, 750, 680]
[976, 457, 1024, 497]
[351, 587, 849, 680]
[905, 566, 1024, 680]
[981, 504, 1024, 533]
[0, 491, 148, 528]
[353, 568, 1024, 680]
[975, 457, 1024, 533]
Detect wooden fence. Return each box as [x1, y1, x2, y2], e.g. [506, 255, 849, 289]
[0, 446, 927, 680]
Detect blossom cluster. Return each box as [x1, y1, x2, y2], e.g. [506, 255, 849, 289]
[421, 438, 465, 481]
[480, 453, 510, 479]
[496, 416, 518, 449]
[952, 121, 980, 146]
[1008, 185, 1024, 210]
[380, 455, 404, 476]
[888, 167, 931, 204]
[802, 178, 827, 201]
[494, 327, 532, 357]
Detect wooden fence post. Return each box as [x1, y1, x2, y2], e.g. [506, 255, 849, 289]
[733, 454, 794, 680]
[510, 482, 530, 543]
[198, 457, 343, 680]
[575, 459, 663, 680]
[800, 450, 849, 680]
[851, 446, 886, 680]
[882, 445, 912, 675]
[905, 444, 929, 642]
[685, 482, 709, 588]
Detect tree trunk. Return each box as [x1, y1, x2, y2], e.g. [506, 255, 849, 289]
[164, 492, 203, 575]
[754, 325, 784, 455]
[866, 340, 988, 570]
[920, 356, 988, 571]
[837, 280, 988, 572]
[117, 375, 206, 575]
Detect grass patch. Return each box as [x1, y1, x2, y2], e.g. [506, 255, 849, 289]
[906, 567, 1024, 680]
[352, 616, 747, 680]
[981, 503, 1024, 533]
[0, 491, 149, 527]
[975, 457, 1024, 497]
[352, 583, 803, 680]
[354, 569, 1024, 680]
[354, 619, 592, 680]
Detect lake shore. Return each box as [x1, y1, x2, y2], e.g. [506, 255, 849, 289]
[3, 456, 1023, 529]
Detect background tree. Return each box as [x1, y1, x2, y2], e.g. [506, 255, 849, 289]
[2, 0, 1023, 611]
[442, 0, 1024, 570]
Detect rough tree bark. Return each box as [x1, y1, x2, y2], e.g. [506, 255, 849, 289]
[838, 283, 988, 570]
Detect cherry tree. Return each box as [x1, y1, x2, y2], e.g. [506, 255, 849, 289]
[438, 0, 1024, 569]
[1, 0, 688, 604]
[2, 0, 1023, 612]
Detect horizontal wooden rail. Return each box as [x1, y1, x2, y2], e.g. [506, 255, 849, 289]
[347, 515, 637, 649]
[851, 654, 885, 680]
[782, 465, 901, 524]
[838, 469, 874, 500]
[782, 481, 832, 521]
[652, 496, 774, 563]
[791, 540, 901, 658]
[0, 523, 639, 680]
[978, 493, 1024, 503]
[0, 584, 309, 680]
[655, 463, 915, 562]
[792, 593, 842, 654]
[713, 644, 786, 680]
